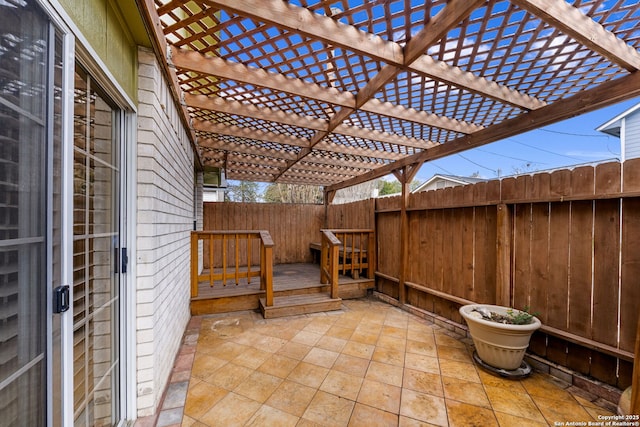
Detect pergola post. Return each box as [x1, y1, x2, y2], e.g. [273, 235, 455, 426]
[393, 162, 422, 305]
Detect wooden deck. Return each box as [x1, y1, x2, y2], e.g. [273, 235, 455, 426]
[190, 263, 374, 316]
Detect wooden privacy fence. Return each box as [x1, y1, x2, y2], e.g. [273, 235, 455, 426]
[203, 202, 323, 264]
[190, 231, 274, 304]
[368, 160, 640, 390]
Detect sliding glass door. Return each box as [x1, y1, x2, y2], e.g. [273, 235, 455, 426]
[0, 1, 127, 425]
[72, 66, 123, 427]
[0, 1, 60, 426]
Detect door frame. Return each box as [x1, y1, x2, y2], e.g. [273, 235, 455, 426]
[38, 0, 138, 424]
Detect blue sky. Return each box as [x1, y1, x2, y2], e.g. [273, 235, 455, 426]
[410, 97, 639, 184]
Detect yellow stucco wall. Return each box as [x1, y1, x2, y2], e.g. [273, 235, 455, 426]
[58, 0, 150, 102]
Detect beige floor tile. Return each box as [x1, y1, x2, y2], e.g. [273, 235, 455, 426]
[190, 354, 228, 380]
[584, 405, 616, 420]
[287, 361, 330, 388]
[317, 335, 348, 352]
[434, 332, 467, 349]
[404, 352, 440, 374]
[494, 411, 550, 427]
[365, 360, 404, 387]
[438, 359, 481, 383]
[302, 390, 356, 427]
[521, 372, 573, 401]
[325, 325, 355, 340]
[200, 340, 249, 361]
[183, 381, 228, 420]
[321, 369, 364, 401]
[350, 330, 380, 345]
[381, 325, 407, 339]
[303, 347, 340, 368]
[357, 379, 401, 414]
[446, 400, 499, 427]
[233, 371, 283, 403]
[178, 299, 618, 427]
[436, 345, 473, 363]
[333, 353, 370, 378]
[257, 353, 300, 379]
[245, 404, 299, 427]
[398, 415, 442, 427]
[348, 403, 399, 426]
[377, 335, 407, 351]
[292, 330, 323, 346]
[406, 328, 436, 345]
[406, 339, 437, 357]
[342, 341, 376, 360]
[204, 362, 253, 391]
[442, 375, 491, 408]
[532, 393, 595, 424]
[477, 368, 527, 393]
[253, 335, 288, 353]
[277, 341, 312, 360]
[403, 368, 444, 397]
[231, 346, 272, 369]
[484, 385, 547, 423]
[304, 318, 336, 335]
[372, 346, 405, 367]
[199, 392, 261, 426]
[266, 380, 318, 417]
[399, 388, 448, 427]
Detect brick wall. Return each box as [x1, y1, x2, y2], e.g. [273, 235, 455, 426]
[135, 47, 195, 416]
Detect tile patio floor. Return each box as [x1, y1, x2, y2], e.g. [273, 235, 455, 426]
[156, 298, 618, 427]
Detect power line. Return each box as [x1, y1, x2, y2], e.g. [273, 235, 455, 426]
[476, 148, 547, 165]
[538, 128, 608, 138]
[457, 154, 497, 173]
[508, 138, 586, 161]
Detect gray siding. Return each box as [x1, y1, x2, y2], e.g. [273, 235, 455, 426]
[625, 110, 640, 160]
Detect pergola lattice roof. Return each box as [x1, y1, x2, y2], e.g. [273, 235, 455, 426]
[138, 0, 640, 191]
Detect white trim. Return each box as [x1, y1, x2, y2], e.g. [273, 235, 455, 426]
[60, 29, 76, 427]
[621, 117, 627, 163]
[123, 109, 139, 421]
[596, 102, 640, 135]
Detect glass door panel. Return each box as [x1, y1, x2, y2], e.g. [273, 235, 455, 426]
[0, 1, 53, 425]
[72, 66, 121, 427]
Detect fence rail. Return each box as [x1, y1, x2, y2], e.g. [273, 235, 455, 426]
[190, 231, 274, 304]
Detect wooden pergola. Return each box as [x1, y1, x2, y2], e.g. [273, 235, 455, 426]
[137, 0, 640, 412]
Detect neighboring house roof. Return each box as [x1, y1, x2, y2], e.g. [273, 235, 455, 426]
[596, 102, 640, 137]
[413, 174, 486, 193]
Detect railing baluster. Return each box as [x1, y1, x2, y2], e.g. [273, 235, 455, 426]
[222, 234, 227, 286]
[235, 233, 240, 285]
[247, 237, 252, 284]
[209, 234, 214, 287]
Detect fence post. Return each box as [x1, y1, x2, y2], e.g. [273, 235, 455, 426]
[496, 203, 512, 306]
[631, 312, 640, 414]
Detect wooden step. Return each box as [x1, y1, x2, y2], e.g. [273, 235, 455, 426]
[259, 293, 343, 319]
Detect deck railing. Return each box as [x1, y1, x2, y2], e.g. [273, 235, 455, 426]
[320, 229, 374, 297]
[190, 230, 274, 304]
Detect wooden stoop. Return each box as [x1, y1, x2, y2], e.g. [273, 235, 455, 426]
[259, 292, 343, 319]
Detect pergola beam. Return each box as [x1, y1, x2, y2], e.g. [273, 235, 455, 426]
[273, 0, 487, 181]
[512, 0, 640, 72]
[205, 0, 544, 110]
[177, 52, 481, 135]
[328, 70, 640, 192]
[185, 93, 437, 149]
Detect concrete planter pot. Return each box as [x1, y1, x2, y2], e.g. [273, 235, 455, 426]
[459, 304, 542, 370]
